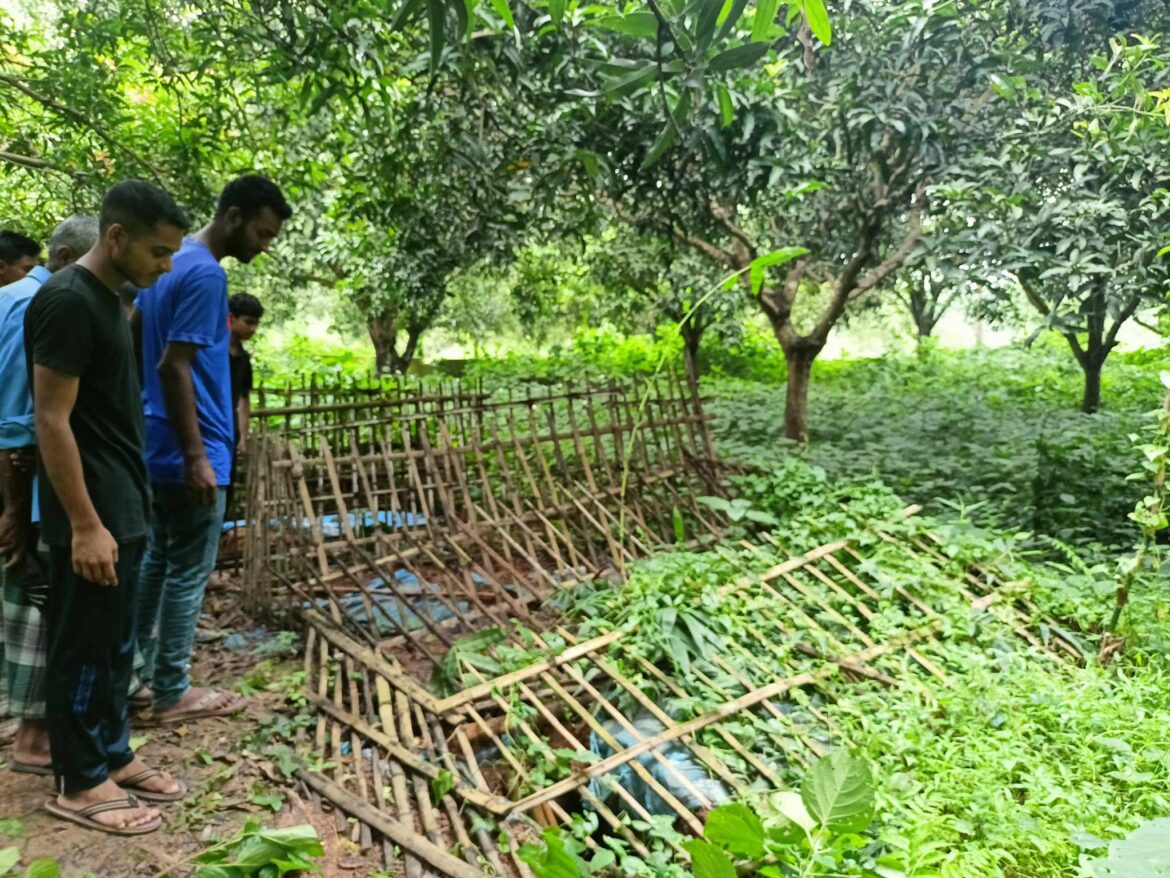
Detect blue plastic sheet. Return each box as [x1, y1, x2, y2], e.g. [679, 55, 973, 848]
[222, 508, 425, 535]
[589, 712, 731, 814]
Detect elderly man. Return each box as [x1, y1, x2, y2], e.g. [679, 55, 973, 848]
[0, 216, 98, 775]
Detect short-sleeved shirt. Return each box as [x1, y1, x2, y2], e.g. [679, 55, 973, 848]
[0, 264, 49, 451]
[229, 347, 253, 439]
[24, 265, 150, 545]
[0, 265, 51, 524]
[136, 238, 233, 486]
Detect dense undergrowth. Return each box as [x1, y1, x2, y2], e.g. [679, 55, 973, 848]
[506, 456, 1170, 878]
[257, 330, 1170, 876]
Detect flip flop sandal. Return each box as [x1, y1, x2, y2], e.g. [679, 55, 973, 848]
[117, 768, 187, 802]
[151, 690, 244, 725]
[44, 794, 162, 836]
[9, 760, 53, 776]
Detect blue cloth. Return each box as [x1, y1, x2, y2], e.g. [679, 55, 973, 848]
[0, 265, 49, 450]
[137, 239, 233, 486]
[0, 265, 49, 524]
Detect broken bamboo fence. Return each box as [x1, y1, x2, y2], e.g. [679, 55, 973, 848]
[242, 376, 1083, 878]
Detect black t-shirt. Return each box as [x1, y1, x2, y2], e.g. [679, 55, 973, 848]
[25, 265, 150, 545]
[229, 347, 252, 438]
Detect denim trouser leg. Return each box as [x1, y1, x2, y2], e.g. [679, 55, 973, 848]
[135, 485, 226, 711]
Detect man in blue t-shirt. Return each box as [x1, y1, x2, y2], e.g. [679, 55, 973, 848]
[134, 176, 290, 724]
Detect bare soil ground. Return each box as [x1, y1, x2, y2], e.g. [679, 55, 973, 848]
[0, 581, 389, 878]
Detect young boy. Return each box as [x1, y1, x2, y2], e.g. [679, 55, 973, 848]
[225, 293, 262, 527]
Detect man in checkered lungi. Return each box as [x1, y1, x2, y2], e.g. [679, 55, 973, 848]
[0, 216, 99, 773]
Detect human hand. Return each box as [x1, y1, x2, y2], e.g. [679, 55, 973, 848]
[185, 455, 218, 506]
[73, 522, 119, 586]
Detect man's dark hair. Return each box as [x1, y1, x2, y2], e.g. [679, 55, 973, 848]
[229, 292, 265, 320]
[216, 175, 292, 222]
[100, 180, 190, 236]
[0, 230, 40, 263]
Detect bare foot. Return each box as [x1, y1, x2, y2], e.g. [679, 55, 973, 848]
[110, 758, 182, 797]
[154, 686, 243, 724]
[13, 719, 51, 768]
[56, 779, 160, 830]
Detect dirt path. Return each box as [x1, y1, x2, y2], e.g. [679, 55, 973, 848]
[0, 590, 387, 878]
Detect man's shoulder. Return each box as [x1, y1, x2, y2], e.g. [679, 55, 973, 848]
[171, 241, 227, 284]
[0, 266, 50, 301]
[30, 267, 94, 309]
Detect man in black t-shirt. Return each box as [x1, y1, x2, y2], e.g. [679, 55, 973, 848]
[25, 181, 189, 835]
[226, 293, 262, 518]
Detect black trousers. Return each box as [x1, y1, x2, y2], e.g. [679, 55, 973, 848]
[45, 538, 144, 794]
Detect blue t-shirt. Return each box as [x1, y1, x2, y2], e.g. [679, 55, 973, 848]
[137, 238, 233, 486]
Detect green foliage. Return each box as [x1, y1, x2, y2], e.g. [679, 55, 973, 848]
[692, 754, 881, 877]
[1085, 817, 1170, 877]
[23, 859, 59, 878]
[0, 850, 17, 878]
[178, 821, 324, 878]
[707, 346, 1168, 553]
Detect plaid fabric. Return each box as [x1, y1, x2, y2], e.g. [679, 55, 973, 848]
[1, 551, 48, 719]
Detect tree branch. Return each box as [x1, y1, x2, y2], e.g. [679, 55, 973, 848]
[0, 150, 64, 172]
[0, 73, 169, 182]
[710, 202, 756, 264]
[1018, 277, 1050, 317]
[847, 184, 927, 302]
[1104, 291, 1143, 351]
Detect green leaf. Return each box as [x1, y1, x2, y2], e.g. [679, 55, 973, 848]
[0, 849, 18, 878]
[1085, 817, 1170, 877]
[488, 0, 515, 28]
[800, 751, 875, 834]
[517, 829, 591, 878]
[801, 0, 831, 45]
[749, 247, 810, 295]
[694, 0, 724, 51]
[192, 867, 240, 878]
[603, 64, 659, 97]
[256, 825, 324, 857]
[426, 0, 446, 71]
[250, 792, 285, 813]
[596, 12, 659, 39]
[24, 860, 60, 878]
[432, 768, 456, 800]
[717, 84, 735, 127]
[547, 0, 565, 26]
[0, 821, 21, 839]
[704, 803, 766, 858]
[390, 0, 426, 30]
[750, 0, 779, 41]
[717, 0, 751, 38]
[641, 122, 678, 169]
[708, 42, 770, 72]
[683, 839, 737, 878]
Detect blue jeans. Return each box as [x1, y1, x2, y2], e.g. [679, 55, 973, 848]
[136, 485, 226, 710]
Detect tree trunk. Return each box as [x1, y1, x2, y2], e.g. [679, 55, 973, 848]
[781, 340, 821, 443]
[1081, 358, 1103, 414]
[399, 326, 422, 373]
[367, 313, 423, 374]
[367, 313, 399, 374]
